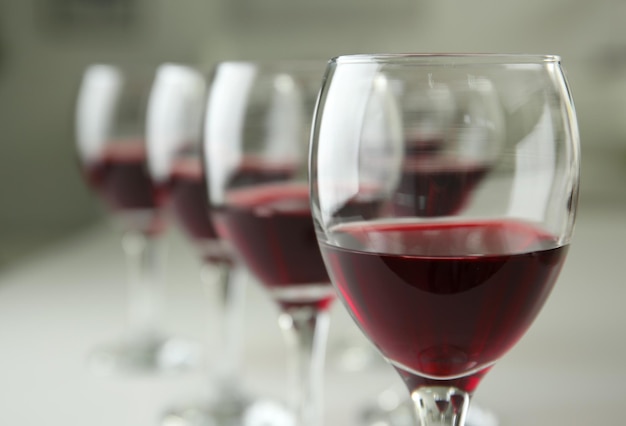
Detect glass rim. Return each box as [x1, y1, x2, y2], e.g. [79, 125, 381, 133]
[331, 53, 562, 65]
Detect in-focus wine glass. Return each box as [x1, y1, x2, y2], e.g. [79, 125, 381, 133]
[75, 64, 197, 374]
[146, 63, 278, 426]
[310, 54, 580, 426]
[204, 60, 331, 426]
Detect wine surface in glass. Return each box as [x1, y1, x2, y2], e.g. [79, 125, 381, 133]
[84, 140, 163, 211]
[213, 182, 333, 308]
[168, 158, 218, 241]
[320, 219, 568, 391]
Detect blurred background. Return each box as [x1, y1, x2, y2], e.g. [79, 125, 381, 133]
[0, 0, 625, 264]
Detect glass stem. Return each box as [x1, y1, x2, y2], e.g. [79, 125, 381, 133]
[122, 230, 165, 343]
[278, 305, 330, 426]
[200, 261, 247, 395]
[411, 386, 470, 426]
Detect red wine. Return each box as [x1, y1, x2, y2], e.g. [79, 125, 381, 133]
[212, 183, 334, 307]
[320, 219, 568, 391]
[168, 158, 218, 241]
[85, 141, 163, 211]
[83, 140, 165, 234]
[393, 158, 488, 217]
[167, 158, 233, 264]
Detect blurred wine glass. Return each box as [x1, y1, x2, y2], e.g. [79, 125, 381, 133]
[145, 63, 278, 426]
[204, 60, 331, 426]
[75, 63, 197, 375]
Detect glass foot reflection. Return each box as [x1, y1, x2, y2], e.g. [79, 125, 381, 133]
[361, 388, 498, 426]
[163, 396, 294, 426]
[87, 335, 200, 376]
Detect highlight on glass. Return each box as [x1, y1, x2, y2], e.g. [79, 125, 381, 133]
[309, 54, 580, 426]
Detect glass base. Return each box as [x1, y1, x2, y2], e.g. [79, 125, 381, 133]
[162, 395, 294, 426]
[87, 335, 201, 376]
[361, 391, 498, 426]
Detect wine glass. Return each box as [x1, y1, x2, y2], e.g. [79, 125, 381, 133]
[309, 54, 580, 426]
[75, 64, 197, 374]
[203, 60, 331, 426]
[145, 63, 272, 425]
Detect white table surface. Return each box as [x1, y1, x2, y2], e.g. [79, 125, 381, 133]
[0, 202, 624, 426]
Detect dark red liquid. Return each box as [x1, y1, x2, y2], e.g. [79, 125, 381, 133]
[393, 158, 488, 217]
[168, 158, 218, 241]
[320, 220, 568, 391]
[84, 141, 163, 211]
[213, 183, 333, 308]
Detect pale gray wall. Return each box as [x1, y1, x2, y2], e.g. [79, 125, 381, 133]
[1, 0, 625, 260]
